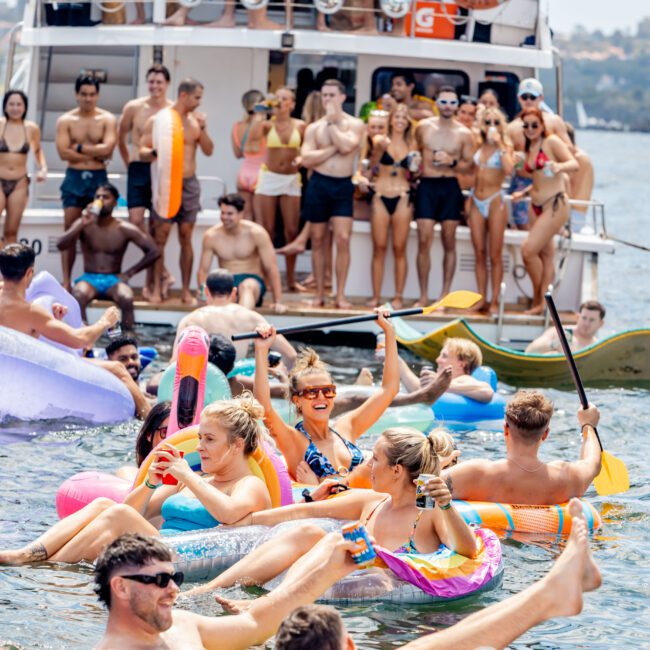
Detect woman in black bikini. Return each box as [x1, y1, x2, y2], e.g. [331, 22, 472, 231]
[367, 104, 420, 308]
[513, 107, 577, 315]
[0, 90, 47, 244]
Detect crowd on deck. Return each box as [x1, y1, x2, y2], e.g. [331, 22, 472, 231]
[0, 68, 595, 322]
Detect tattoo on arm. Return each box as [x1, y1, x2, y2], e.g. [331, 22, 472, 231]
[27, 542, 48, 562]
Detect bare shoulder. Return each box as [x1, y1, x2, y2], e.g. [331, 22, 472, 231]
[98, 108, 117, 124]
[25, 120, 40, 135]
[203, 224, 222, 243]
[56, 109, 77, 125]
[121, 97, 145, 114]
[248, 220, 272, 241]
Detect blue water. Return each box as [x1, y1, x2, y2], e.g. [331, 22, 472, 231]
[0, 130, 649, 648]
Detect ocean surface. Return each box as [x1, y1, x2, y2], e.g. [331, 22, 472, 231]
[0, 130, 649, 648]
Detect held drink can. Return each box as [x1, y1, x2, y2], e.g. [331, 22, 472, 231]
[342, 523, 377, 568]
[415, 474, 436, 509]
[107, 322, 122, 340]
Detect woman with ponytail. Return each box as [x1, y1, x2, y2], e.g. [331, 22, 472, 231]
[0, 395, 271, 565]
[253, 309, 400, 485]
[189, 427, 477, 595]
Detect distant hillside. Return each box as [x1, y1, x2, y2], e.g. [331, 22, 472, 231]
[543, 17, 650, 132]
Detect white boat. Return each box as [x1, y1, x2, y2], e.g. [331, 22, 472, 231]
[4, 0, 614, 344]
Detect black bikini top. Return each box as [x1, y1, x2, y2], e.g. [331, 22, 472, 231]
[0, 122, 30, 155]
[380, 150, 409, 169]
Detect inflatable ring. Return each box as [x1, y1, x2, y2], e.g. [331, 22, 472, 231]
[152, 107, 183, 219]
[158, 362, 231, 407]
[133, 425, 293, 508]
[56, 471, 131, 519]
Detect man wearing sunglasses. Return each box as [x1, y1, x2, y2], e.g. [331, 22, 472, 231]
[506, 78, 573, 230]
[413, 86, 475, 306]
[94, 531, 357, 650]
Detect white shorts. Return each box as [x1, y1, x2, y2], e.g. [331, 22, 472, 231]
[254, 166, 302, 197]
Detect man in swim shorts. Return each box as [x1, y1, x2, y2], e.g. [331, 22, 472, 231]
[93, 531, 358, 650]
[56, 183, 159, 331]
[140, 78, 214, 305]
[55, 74, 117, 290]
[197, 193, 286, 312]
[175, 268, 295, 366]
[526, 300, 605, 354]
[274, 498, 601, 649]
[301, 79, 365, 308]
[414, 86, 474, 305]
[438, 390, 603, 505]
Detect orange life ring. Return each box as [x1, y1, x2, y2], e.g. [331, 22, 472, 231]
[152, 107, 184, 219]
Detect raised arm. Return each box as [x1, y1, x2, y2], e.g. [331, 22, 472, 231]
[398, 356, 422, 393]
[56, 208, 90, 250]
[117, 100, 137, 168]
[569, 404, 602, 495]
[300, 123, 337, 169]
[254, 225, 284, 309]
[120, 223, 160, 280]
[335, 312, 400, 442]
[549, 135, 578, 174]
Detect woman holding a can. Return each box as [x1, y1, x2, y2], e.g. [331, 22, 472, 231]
[188, 427, 477, 595]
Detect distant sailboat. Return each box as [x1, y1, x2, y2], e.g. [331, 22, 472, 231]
[576, 100, 589, 129]
[575, 99, 626, 131]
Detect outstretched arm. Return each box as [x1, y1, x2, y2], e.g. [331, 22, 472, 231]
[525, 327, 559, 354]
[447, 375, 494, 403]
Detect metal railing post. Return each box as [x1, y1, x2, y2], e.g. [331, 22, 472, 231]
[496, 281, 506, 344]
[4, 22, 24, 92]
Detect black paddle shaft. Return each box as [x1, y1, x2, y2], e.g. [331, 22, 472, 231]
[231, 307, 424, 341]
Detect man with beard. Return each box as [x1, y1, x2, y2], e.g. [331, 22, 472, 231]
[56, 183, 159, 332]
[105, 335, 142, 381]
[93, 532, 358, 650]
[414, 86, 474, 305]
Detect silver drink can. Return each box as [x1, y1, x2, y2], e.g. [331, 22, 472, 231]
[415, 473, 436, 509]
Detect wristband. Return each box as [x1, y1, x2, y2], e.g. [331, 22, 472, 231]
[76, 143, 83, 154]
[145, 478, 159, 490]
[439, 502, 452, 510]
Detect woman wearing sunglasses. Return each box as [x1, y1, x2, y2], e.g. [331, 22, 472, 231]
[468, 107, 514, 313]
[0, 396, 272, 564]
[513, 107, 578, 315]
[187, 427, 473, 597]
[253, 310, 399, 485]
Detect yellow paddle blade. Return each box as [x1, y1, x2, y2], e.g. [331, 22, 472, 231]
[422, 291, 483, 314]
[593, 450, 630, 496]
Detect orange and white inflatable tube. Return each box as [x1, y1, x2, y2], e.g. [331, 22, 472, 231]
[152, 107, 184, 219]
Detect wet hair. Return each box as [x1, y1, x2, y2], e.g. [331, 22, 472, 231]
[205, 268, 235, 296]
[288, 348, 332, 399]
[275, 604, 344, 650]
[105, 335, 138, 358]
[579, 300, 605, 320]
[519, 107, 547, 152]
[201, 393, 264, 456]
[242, 89, 264, 114]
[381, 427, 456, 482]
[321, 78, 346, 95]
[436, 85, 458, 99]
[391, 71, 416, 87]
[218, 193, 246, 213]
[177, 77, 204, 97]
[209, 333, 236, 376]
[3, 89, 28, 120]
[505, 390, 554, 443]
[146, 64, 171, 82]
[96, 182, 120, 201]
[75, 74, 100, 94]
[0, 243, 35, 281]
[135, 401, 171, 466]
[444, 338, 482, 375]
[302, 91, 324, 125]
[94, 533, 172, 610]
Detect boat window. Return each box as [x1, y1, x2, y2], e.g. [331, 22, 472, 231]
[479, 71, 521, 119]
[370, 67, 470, 104]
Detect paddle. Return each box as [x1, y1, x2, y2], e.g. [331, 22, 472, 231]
[544, 292, 629, 496]
[231, 290, 482, 341]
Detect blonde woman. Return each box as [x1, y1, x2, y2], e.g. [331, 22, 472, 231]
[468, 107, 514, 313]
[0, 397, 271, 564]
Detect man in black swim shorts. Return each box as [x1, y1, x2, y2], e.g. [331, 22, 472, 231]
[301, 79, 365, 309]
[414, 86, 474, 305]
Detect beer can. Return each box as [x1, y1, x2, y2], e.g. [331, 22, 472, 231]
[342, 523, 376, 568]
[415, 473, 436, 509]
[107, 322, 122, 340]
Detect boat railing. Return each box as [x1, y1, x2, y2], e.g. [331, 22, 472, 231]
[3, 22, 26, 91]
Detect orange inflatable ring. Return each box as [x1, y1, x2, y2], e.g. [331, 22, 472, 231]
[152, 107, 183, 219]
[132, 425, 293, 508]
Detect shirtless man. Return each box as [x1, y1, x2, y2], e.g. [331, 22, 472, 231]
[141, 78, 214, 304]
[56, 75, 117, 290]
[435, 390, 602, 505]
[506, 78, 573, 231]
[526, 300, 605, 354]
[174, 268, 295, 365]
[197, 194, 285, 312]
[93, 532, 357, 650]
[56, 183, 159, 331]
[390, 72, 435, 122]
[566, 123, 594, 233]
[414, 86, 474, 304]
[301, 79, 365, 308]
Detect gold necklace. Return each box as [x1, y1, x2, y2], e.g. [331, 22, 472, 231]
[507, 456, 544, 473]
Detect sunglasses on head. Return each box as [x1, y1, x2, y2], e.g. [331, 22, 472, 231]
[484, 119, 501, 126]
[519, 93, 537, 101]
[297, 385, 337, 400]
[437, 99, 459, 107]
[522, 122, 540, 130]
[120, 571, 185, 588]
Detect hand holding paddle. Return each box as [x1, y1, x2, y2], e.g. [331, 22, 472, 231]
[544, 292, 629, 496]
[232, 290, 482, 341]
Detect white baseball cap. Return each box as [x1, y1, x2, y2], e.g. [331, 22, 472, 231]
[518, 78, 543, 98]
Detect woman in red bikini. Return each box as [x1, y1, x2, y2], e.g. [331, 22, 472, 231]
[0, 90, 47, 244]
[513, 107, 577, 315]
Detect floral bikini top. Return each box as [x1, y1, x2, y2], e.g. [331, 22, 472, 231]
[295, 421, 365, 479]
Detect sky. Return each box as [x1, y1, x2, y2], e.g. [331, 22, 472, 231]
[546, 0, 648, 35]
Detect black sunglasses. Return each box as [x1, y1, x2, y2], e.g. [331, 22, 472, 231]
[485, 119, 501, 126]
[523, 122, 540, 129]
[519, 93, 537, 101]
[120, 571, 185, 588]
